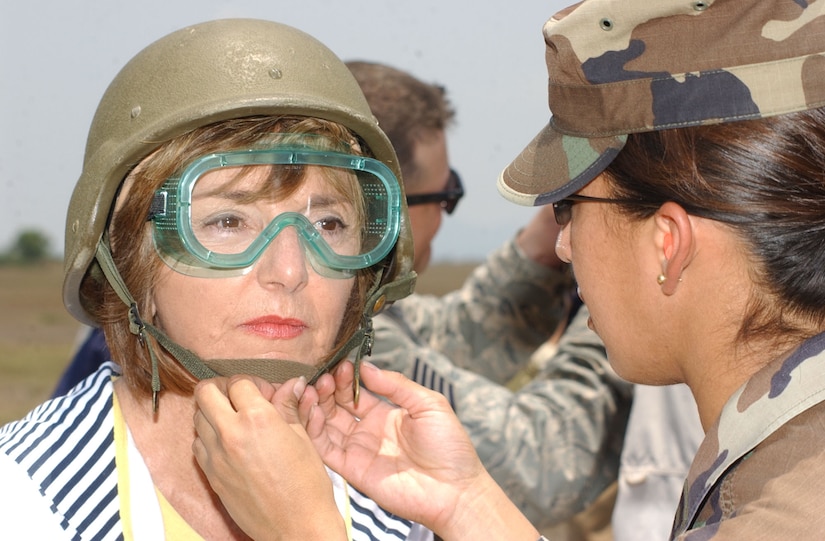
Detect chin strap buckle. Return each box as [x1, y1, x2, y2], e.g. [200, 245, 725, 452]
[129, 303, 146, 347]
[128, 302, 161, 412]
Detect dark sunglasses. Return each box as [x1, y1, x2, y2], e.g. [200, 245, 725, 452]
[552, 194, 660, 226]
[406, 169, 464, 215]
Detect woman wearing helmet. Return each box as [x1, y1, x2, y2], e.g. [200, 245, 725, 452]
[0, 19, 426, 540]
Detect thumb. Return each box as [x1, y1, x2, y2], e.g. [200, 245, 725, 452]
[227, 374, 277, 402]
[268, 376, 308, 424]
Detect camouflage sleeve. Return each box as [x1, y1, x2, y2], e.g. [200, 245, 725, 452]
[370, 304, 633, 528]
[479, 305, 632, 526]
[374, 237, 574, 384]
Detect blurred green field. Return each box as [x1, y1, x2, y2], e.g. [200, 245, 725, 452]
[0, 262, 80, 423]
[0, 260, 477, 425]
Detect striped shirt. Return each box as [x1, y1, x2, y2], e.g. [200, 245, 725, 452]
[0, 362, 430, 540]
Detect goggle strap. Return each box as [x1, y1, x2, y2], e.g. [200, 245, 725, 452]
[147, 191, 167, 221]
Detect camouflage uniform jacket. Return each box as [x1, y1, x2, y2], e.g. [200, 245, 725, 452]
[672, 332, 825, 539]
[369, 239, 633, 527]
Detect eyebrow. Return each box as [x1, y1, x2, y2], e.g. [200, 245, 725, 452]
[195, 190, 348, 210]
[193, 189, 259, 203]
[306, 194, 345, 208]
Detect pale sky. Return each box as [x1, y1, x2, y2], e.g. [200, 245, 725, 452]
[0, 0, 567, 263]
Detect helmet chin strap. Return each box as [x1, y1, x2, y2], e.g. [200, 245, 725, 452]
[94, 235, 373, 411]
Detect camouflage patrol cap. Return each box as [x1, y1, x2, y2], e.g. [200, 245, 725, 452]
[499, 0, 825, 206]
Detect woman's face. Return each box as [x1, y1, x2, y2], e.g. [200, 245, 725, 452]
[555, 174, 678, 383]
[151, 166, 356, 366]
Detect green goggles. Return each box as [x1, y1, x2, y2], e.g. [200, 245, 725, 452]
[148, 141, 402, 278]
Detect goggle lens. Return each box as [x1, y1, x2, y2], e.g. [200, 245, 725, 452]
[150, 142, 401, 277]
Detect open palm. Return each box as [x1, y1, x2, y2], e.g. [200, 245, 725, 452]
[307, 362, 488, 531]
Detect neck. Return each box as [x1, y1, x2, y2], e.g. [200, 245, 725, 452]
[114, 379, 252, 540]
[685, 335, 810, 430]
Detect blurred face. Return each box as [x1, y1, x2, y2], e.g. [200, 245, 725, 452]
[555, 174, 673, 383]
[151, 167, 355, 366]
[404, 130, 450, 273]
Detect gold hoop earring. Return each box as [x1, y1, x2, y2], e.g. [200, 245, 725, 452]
[657, 274, 666, 285]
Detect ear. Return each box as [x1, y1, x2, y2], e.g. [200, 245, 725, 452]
[147, 292, 158, 319]
[653, 201, 695, 295]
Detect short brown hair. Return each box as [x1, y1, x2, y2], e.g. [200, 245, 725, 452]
[346, 61, 455, 189]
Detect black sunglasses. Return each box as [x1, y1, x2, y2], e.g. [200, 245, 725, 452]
[552, 194, 660, 225]
[406, 169, 464, 215]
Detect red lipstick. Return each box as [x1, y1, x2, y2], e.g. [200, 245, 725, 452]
[241, 316, 306, 339]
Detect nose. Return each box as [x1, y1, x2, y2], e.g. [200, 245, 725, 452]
[555, 223, 572, 264]
[255, 226, 309, 292]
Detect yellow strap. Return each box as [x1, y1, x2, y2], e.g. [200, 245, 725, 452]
[114, 384, 203, 539]
[113, 387, 134, 541]
[154, 488, 203, 539]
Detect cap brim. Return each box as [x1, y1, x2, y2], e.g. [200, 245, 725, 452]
[497, 118, 627, 206]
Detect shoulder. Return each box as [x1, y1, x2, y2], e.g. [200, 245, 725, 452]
[372, 304, 423, 347]
[0, 452, 70, 538]
[0, 361, 117, 474]
[688, 401, 825, 539]
[0, 362, 120, 540]
[729, 401, 825, 501]
[1, 362, 116, 446]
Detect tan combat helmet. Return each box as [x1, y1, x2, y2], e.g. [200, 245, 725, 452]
[62, 19, 416, 402]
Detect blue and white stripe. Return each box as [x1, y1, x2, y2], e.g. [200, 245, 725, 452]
[1, 362, 430, 540]
[0, 363, 121, 540]
[350, 486, 416, 540]
[411, 357, 455, 411]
